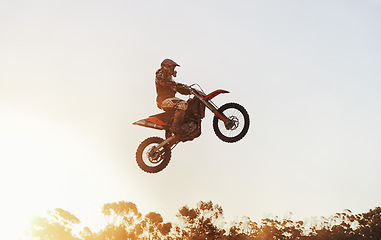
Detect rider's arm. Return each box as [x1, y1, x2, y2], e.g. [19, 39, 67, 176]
[176, 83, 191, 95]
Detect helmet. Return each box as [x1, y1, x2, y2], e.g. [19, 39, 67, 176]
[161, 59, 180, 77]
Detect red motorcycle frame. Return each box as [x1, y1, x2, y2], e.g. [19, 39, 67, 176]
[133, 84, 250, 173]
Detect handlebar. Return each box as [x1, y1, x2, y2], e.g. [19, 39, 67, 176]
[182, 83, 207, 96]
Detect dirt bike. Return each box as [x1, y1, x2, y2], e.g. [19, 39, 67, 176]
[133, 84, 250, 173]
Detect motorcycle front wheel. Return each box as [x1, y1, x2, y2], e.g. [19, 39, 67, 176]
[213, 102, 250, 143]
[136, 137, 171, 173]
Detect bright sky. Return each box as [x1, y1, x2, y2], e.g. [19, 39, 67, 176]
[1, 0, 381, 239]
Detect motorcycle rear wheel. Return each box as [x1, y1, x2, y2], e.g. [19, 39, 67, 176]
[136, 137, 171, 173]
[213, 102, 250, 143]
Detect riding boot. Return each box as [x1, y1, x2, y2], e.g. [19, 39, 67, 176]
[170, 109, 185, 134]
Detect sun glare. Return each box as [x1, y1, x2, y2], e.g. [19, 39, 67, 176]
[0, 107, 108, 239]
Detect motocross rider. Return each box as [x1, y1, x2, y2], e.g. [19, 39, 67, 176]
[155, 59, 190, 134]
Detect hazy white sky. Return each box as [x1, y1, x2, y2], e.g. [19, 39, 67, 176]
[1, 0, 381, 239]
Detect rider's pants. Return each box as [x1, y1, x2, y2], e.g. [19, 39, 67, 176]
[160, 97, 188, 111]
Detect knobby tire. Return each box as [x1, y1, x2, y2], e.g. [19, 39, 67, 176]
[213, 102, 250, 143]
[136, 137, 172, 174]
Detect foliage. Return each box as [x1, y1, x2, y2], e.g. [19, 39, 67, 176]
[27, 202, 381, 240]
[29, 208, 81, 240]
[176, 200, 226, 239]
[97, 201, 172, 240]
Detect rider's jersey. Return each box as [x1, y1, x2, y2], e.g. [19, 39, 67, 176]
[155, 68, 177, 107]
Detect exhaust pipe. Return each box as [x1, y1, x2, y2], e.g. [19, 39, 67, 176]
[152, 135, 178, 152]
[133, 119, 165, 130]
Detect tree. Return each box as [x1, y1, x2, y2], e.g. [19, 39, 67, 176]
[99, 201, 143, 239]
[138, 212, 172, 240]
[355, 207, 381, 239]
[81, 227, 94, 240]
[29, 208, 81, 240]
[176, 201, 226, 240]
[228, 216, 260, 240]
[28, 201, 381, 240]
[102, 201, 142, 227]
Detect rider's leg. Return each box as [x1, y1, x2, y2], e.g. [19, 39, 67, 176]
[170, 109, 186, 133]
[161, 98, 187, 134]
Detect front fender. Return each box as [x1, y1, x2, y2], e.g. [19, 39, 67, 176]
[203, 89, 229, 101]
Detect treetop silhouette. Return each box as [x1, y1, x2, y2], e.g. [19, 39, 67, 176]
[28, 201, 381, 240]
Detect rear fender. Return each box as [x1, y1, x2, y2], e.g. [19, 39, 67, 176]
[203, 89, 229, 101]
[133, 116, 167, 130]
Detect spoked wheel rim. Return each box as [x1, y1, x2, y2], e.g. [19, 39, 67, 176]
[218, 108, 246, 138]
[213, 103, 250, 143]
[142, 143, 166, 167]
[136, 137, 171, 173]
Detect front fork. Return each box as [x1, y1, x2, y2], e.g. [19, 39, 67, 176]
[213, 108, 235, 130]
[209, 102, 237, 130]
[194, 93, 229, 124]
[212, 108, 229, 123]
[190, 87, 232, 129]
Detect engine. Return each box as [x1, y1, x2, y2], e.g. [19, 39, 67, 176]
[179, 119, 201, 142]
